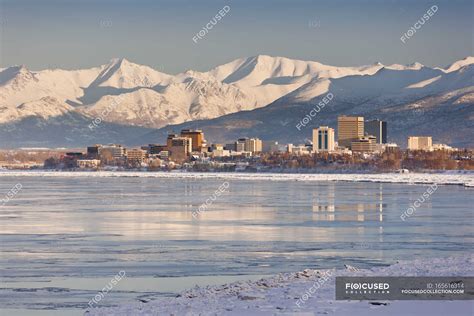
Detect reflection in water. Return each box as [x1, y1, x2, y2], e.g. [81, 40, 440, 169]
[312, 183, 387, 222]
[0, 176, 470, 315]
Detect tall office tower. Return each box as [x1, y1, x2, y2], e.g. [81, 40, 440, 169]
[365, 120, 387, 144]
[312, 126, 335, 152]
[338, 116, 364, 148]
[168, 136, 192, 163]
[87, 144, 102, 159]
[244, 138, 263, 153]
[180, 129, 205, 152]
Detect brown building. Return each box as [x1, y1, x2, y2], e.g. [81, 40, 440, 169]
[126, 148, 147, 163]
[147, 144, 167, 155]
[87, 145, 102, 159]
[351, 136, 377, 152]
[180, 129, 205, 152]
[168, 136, 192, 163]
[338, 116, 364, 148]
[167, 134, 179, 149]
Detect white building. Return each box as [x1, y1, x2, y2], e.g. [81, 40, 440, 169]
[433, 143, 457, 151]
[76, 159, 101, 169]
[99, 144, 125, 159]
[291, 145, 311, 155]
[312, 126, 335, 152]
[408, 136, 432, 151]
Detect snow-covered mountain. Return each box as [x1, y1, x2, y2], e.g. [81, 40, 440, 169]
[0, 55, 473, 148]
[141, 61, 474, 149]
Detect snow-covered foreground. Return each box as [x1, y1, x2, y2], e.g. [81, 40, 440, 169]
[86, 255, 473, 316]
[1, 170, 473, 187]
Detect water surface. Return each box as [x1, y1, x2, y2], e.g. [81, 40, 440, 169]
[0, 175, 472, 315]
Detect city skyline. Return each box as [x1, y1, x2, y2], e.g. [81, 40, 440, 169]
[0, 1, 472, 315]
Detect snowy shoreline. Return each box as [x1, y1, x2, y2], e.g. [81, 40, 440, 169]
[86, 255, 473, 316]
[1, 170, 473, 187]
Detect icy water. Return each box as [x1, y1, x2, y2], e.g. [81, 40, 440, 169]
[0, 175, 472, 315]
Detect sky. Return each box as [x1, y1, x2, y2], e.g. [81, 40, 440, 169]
[0, 0, 472, 73]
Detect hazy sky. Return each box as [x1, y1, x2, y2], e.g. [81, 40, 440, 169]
[0, 0, 472, 73]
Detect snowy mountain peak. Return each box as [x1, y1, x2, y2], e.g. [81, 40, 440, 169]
[108, 57, 127, 65]
[407, 62, 424, 69]
[0, 64, 37, 87]
[88, 57, 173, 89]
[385, 62, 427, 71]
[445, 56, 474, 72]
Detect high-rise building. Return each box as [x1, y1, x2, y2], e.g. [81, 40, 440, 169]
[237, 138, 248, 152]
[365, 120, 387, 144]
[166, 134, 178, 149]
[312, 126, 335, 152]
[244, 138, 263, 153]
[87, 145, 102, 159]
[338, 116, 364, 148]
[180, 129, 206, 152]
[351, 136, 377, 152]
[408, 136, 432, 151]
[168, 136, 192, 163]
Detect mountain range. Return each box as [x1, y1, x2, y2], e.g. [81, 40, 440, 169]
[0, 55, 473, 148]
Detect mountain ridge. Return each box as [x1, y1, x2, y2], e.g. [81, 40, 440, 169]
[0, 55, 473, 148]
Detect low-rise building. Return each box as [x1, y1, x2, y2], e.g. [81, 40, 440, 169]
[76, 159, 101, 169]
[212, 149, 231, 157]
[146, 144, 167, 155]
[225, 141, 246, 152]
[262, 141, 280, 153]
[351, 136, 377, 152]
[99, 144, 125, 160]
[126, 148, 147, 163]
[408, 136, 432, 151]
[433, 143, 456, 151]
[381, 143, 400, 153]
[291, 145, 311, 155]
[210, 144, 224, 151]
